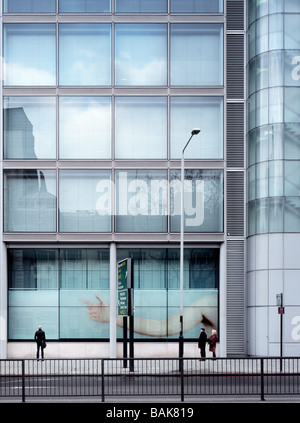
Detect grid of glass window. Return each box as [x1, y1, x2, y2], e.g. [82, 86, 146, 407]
[3, 1, 223, 14]
[4, 168, 223, 233]
[4, 96, 223, 161]
[3, 23, 223, 87]
[247, 1, 300, 235]
[2, 8, 225, 234]
[8, 247, 219, 340]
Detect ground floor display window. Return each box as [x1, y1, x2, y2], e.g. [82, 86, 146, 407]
[8, 247, 219, 340]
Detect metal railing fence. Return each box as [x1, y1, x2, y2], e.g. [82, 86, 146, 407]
[0, 357, 299, 402]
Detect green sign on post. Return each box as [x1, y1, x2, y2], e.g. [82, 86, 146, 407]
[118, 258, 134, 371]
[117, 258, 132, 316]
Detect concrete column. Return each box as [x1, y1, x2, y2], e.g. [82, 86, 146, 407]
[219, 242, 226, 357]
[109, 242, 117, 358]
[0, 245, 7, 359]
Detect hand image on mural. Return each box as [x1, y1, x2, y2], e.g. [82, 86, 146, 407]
[80, 293, 217, 337]
[80, 295, 110, 324]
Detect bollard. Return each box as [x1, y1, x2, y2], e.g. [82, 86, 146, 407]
[21, 360, 25, 403]
[260, 358, 265, 401]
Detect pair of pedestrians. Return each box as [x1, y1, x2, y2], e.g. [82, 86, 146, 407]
[198, 328, 218, 360]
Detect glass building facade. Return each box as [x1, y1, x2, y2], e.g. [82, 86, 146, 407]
[1, 1, 225, 354]
[1, 0, 299, 359]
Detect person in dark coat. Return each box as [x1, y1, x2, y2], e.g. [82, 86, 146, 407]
[208, 329, 218, 358]
[198, 327, 207, 360]
[34, 325, 46, 361]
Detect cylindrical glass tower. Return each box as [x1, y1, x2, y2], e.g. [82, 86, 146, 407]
[247, 0, 300, 356]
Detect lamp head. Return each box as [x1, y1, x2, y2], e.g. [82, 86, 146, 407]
[191, 128, 201, 135]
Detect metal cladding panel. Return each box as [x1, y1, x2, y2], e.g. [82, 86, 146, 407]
[226, 34, 245, 100]
[226, 102, 244, 167]
[226, 0, 245, 31]
[226, 170, 245, 237]
[226, 239, 246, 356]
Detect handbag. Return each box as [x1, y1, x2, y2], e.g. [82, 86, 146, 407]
[42, 340, 47, 349]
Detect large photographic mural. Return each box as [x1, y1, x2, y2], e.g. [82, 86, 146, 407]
[8, 248, 219, 340]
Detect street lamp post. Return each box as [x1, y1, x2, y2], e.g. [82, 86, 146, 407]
[179, 128, 201, 362]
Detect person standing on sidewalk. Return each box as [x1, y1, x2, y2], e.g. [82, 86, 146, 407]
[208, 329, 218, 359]
[198, 327, 207, 360]
[34, 325, 46, 361]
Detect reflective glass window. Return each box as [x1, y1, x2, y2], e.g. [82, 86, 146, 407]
[269, 14, 283, 51]
[256, 16, 268, 55]
[60, 249, 110, 339]
[285, 161, 300, 196]
[256, 162, 268, 199]
[8, 249, 59, 289]
[115, 97, 167, 159]
[4, 170, 57, 232]
[247, 201, 256, 236]
[248, 94, 256, 131]
[170, 169, 223, 233]
[4, 97, 56, 159]
[285, 0, 300, 14]
[256, 198, 268, 234]
[9, 289, 59, 339]
[256, 53, 268, 91]
[248, 166, 255, 201]
[255, 0, 268, 18]
[269, 197, 284, 233]
[256, 126, 269, 163]
[171, 0, 223, 13]
[59, 0, 111, 13]
[59, 170, 112, 232]
[4, 0, 55, 13]
[60, 249, 109, 289]
[285, 124, 300, 160]
[269, 0, 283, 14]
[285, 197, 300, 232]
[170, 24, 223, 86]
[269, 124, 284, 160]
[59, 24, 111, 86]
[269, 161, 283, 197]
[249, 22, 256, 59]
[3, 24, 56, 86]
[285, 88, 300, 123]
[269, 87, 283, 124]
[115, 170, 168, 232]
[286, 50, 300, 86]
[256, 89, 268, 127]
[248, 58, 256, 95]
[115, 24, 167, 86]
[248, 130, 256, 166]
[59, 97, 111, 159]
[285, 15, 300, 49]
[170, 97, 223, 159]
[115, 0, 167, 13]
[269, 51, 283, 87]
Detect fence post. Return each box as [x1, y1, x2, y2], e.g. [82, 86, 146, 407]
[101, 359, 105, 402]
[260, 358, 265, 401]
[101, 358, 105, 402]
[180, 358, 184, 402]
[21, 360, 25, 403]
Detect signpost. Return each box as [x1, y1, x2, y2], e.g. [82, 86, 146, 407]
[118, 258, 134, 371]
[276, 293, 284, 371]
[118, 259, 129, 316]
